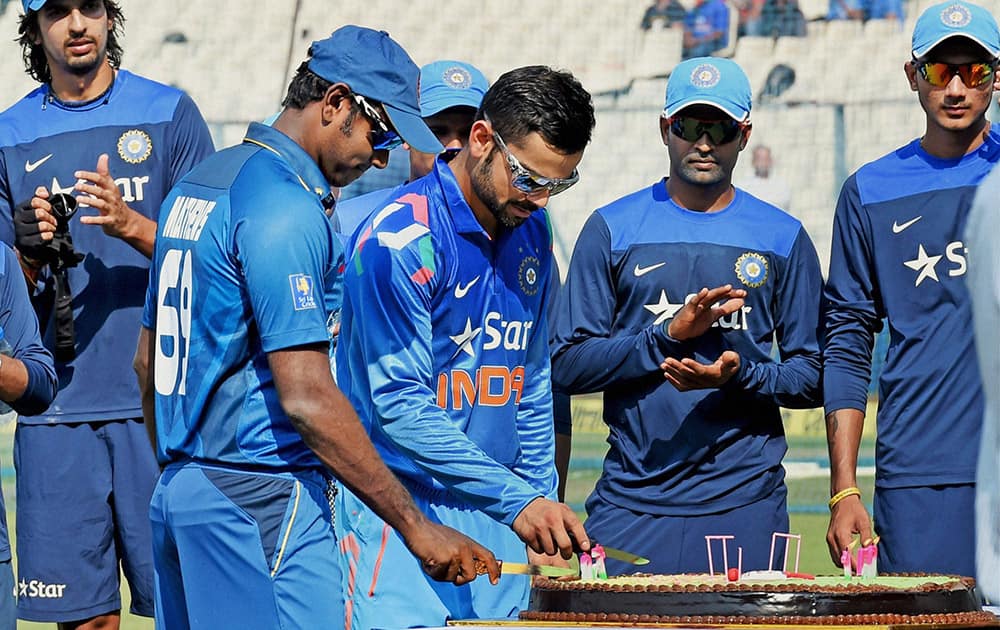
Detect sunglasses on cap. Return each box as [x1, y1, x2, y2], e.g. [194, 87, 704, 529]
[665, 116, 748, 145]
[484, 115, 579, 197]
[916, 60, 997, 88]
[352, 94, 404, 151]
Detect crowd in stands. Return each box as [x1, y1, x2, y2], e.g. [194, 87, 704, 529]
[642, 0, 904, 58]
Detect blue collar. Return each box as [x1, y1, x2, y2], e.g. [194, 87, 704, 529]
[243, 122, 333, 204]
[432, 156, 490, 236]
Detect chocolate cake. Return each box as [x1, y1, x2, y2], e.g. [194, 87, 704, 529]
[522, 574, 999, 625]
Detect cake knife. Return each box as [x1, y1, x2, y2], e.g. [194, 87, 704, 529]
[496, 561, 578, 577]
[598, 545, 650, 566]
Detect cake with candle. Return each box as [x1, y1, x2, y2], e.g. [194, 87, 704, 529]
[521, 536, 998, 626]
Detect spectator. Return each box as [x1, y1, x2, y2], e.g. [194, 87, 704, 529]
[683, 0, 731, 58]
[828, 0, 864, 19]
[739, 145, 792, 210]
[642, 0, 688, 30]
[737, 0, 768, 35]
[867, 0, 904, 22]
[761, 0, 807, 36]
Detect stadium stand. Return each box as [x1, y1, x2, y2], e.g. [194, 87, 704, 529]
[2, 0, 999, 272]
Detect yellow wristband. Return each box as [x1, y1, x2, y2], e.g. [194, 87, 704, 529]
[828, 487, 862, 510]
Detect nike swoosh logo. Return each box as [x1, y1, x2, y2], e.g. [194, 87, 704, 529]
[892, 216, 922, 233]
[454, 276, 480, 299]
[24, 154, 53, 173]
[633, 262, 666, 277]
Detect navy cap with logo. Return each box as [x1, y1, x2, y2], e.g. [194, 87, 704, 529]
[912, 1, 1000, 58]
[307, 25, 443, 154]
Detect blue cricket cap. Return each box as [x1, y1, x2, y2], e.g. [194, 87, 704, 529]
[912, 1, 1000, 58]
[307, 26, 443, 154]
[419, 60, 489, 118]
[663, 57, 752, 122]
[22, 0, 47, 11]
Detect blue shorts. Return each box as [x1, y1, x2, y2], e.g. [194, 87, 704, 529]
[13, 419, 158, 622]
[584, 485, 789, 575]
[150, 462, 341, 630]
[0, 560, 15, 630]
[337, 485, 529, 629]
[874, 484, 975, 575]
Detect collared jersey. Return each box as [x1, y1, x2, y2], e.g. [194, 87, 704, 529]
[142, 123, 342, 470]
[0, 70, 213, 423]
[552, 183, 823, 515]
[336, 159, 556, 526]
[824, 127, 1000, 489]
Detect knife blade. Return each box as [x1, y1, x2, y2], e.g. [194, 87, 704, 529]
[597, 545, 650, 566]
[498, 561, 577, 577]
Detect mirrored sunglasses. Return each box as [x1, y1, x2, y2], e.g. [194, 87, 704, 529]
[352, 94, 404, 151]
[917, 61, 996, 88]
[667, 116, 746, 145]
[490, 126, 579, 196]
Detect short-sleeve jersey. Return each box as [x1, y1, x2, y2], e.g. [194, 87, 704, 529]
[142, 122, 342, 470]
[0, 70, 214, 423]
[336, 159, 556, 526]
[552, 183, 823, 516]
[824, 127, 1000, 489]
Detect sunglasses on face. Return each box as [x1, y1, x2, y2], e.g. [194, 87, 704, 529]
[666, 116, 747, 144]
[916, 60, 997, 88]
[352, 94, 404, 151]
[484, 116, 579, 197]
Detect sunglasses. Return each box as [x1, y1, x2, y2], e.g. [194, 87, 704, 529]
[352, 94, 404, 151]
[485, 116, 579, 196]
[666, 116, 747, 144]
[916, 60, 996, 88]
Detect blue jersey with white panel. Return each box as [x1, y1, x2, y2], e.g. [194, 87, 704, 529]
[552, 182, 823, 516]
[142, 122, 342, 470]
[336, 159, 557, 526]
[823, 127, 1000, 489]
[0, 70, 213, 424]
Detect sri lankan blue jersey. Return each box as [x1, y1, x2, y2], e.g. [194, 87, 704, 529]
[823, 126, 1000, 489]
[142, 123, 342, 470]
[552, 183, 823, 515]
[0, 70, 213, 424]
[336, 159, 557, 526]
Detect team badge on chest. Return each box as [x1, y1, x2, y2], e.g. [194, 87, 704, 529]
[518, 256, 541, 296]
[118, 129, 152, 164]
[735, 252, 768, 288]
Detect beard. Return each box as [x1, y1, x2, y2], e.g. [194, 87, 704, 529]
[471, 151, 539, 229]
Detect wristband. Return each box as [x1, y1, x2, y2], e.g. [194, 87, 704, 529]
[828, 486, 862, 510]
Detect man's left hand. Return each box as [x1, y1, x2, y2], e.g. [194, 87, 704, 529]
[661, 349, 740, 391]
[75, 153, 137, 240]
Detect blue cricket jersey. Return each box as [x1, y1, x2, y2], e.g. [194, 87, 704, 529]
[823, 127, 1000, 489]
[0, 70, 214, 424]
[0, 243, 57, 562]
[552, 182, 823, 515]
[336, 159, 557, 526]
[142, 122, 342, 470]
[333, 187, 396, 245]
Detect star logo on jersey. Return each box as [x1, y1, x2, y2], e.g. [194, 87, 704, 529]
[117, 129, 152, 164]
[450, 318, 482, 359]
[735, 252, 768, 288]
[644, 290, 684, 325]
[903, 244, 943, 286]
[518, 256, 541, 296]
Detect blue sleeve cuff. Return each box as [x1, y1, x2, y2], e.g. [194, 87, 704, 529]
[13, 358, 57, 416]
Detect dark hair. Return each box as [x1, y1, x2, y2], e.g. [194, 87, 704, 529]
[282, 60, 333, 109]
[479, 65, 595, 155]
[18, 0, 126, 84]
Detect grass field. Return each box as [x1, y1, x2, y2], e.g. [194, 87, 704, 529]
[0, 395, 876, 629]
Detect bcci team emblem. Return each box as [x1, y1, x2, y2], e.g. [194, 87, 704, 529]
[117, 129, 152, 164]
[941, 3, 972, 27]
[518, 256, 541, 296]
[735, 252, 768, 288]
[443, 66, 472, 90]
[289, 273, 317, 310]
[690, 63, 721, 88]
